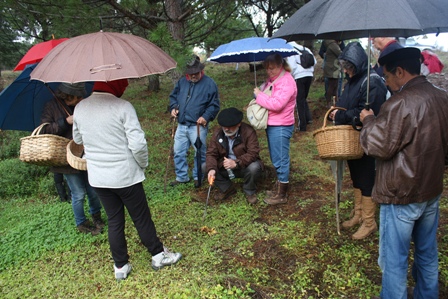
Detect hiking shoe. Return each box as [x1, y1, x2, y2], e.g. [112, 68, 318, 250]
[77, 220, 102, 236]
[151, 247, 182, 271]
[169, 180, 190, 187]
[194, 179, 202, 188]
[214, 185, 237, 201]
[114, 263, 132, 281]
[245, 193, 258, 204]
[92, 212, 106, 229]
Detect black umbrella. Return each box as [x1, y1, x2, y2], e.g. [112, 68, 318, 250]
[194, 123, 203, 188]
[273, 0, 448, 41]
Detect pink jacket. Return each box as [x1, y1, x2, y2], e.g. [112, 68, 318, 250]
[256, 70, 297, 126]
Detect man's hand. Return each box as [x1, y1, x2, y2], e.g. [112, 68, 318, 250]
[360, 109, 374, 123]
[208, 170, 216, 185]
[223, 157, 237, 170]
[197, 116, 207, 127]
[66, 115, 74, 125]
[171, 109, 178, 118]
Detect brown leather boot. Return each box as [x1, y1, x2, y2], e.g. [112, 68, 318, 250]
[265, 181, 278, 197]
[264, 182, 288, 205]
[352, 196, 378, 240]
[342, 188, 362, 229]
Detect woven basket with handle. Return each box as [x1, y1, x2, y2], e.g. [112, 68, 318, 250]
[19, 123, 70, 166]
[67, 140, 87, 171]
[312, 107, 364, 160]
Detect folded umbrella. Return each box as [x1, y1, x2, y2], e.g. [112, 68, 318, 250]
[194, 123, 203, 188]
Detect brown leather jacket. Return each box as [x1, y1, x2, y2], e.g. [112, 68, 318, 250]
[206, 122, 263, 173]
[361, 76, 448, 204]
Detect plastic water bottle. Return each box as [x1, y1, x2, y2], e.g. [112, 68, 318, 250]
[227, 168, 235, 180]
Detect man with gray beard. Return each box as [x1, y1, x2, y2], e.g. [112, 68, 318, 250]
[205, 108, 263, 204]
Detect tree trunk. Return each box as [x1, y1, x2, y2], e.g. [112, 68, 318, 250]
[165, 0, 185, 41]
[147, 75, 160, 92]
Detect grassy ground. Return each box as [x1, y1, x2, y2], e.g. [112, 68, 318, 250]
[0, 56, 447, 298]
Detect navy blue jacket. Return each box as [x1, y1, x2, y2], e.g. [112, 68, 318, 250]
[169, 74, 220, 126]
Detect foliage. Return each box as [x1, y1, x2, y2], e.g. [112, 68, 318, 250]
[0, 159, 49, 198]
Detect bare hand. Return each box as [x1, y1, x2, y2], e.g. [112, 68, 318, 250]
[223, 157, 237, 170]
[360, 109, 374, 122]
[329, 107, 338, 120]
[171, 109, 178, 118]
[208, 170, 216, 185]
[66, 115, 73, 125]
[253, 87, 261, 97]
[197, 116, 207, 127]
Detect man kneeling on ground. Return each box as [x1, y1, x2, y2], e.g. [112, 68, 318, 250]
[205, 107, 263, 204]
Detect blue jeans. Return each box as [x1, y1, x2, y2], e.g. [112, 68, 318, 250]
[64, 171, 102, 226]
[378, 195, 440, 299]
[173, 124, 207, 182]
[266, 125, 294, 183]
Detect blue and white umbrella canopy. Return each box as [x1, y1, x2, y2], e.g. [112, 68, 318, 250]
[208, 37, 298, 63]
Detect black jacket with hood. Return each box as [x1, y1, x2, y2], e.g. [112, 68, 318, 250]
[334, 42, 387, 126]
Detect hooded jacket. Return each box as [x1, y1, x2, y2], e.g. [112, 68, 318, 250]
[335, 42, 387, 126]
[361, 76, 448, 204]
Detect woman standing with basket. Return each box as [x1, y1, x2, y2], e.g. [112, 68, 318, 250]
[328, 42, 387, 240]
[41, 83, 105, 235]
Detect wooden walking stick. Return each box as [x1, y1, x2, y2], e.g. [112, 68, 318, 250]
[163, 116, 176, 193]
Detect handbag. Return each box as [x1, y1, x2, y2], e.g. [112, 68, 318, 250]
[246, 70, 285, 130]
[247, 99, 269, 130]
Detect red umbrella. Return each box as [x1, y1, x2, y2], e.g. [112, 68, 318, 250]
[13, 38, 69, 71]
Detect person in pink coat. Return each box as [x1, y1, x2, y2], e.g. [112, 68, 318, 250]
[254, 53, 297, 205]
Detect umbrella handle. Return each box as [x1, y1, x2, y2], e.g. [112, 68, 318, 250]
[352, 104, 370, 131]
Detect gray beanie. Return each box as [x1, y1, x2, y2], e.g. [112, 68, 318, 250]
[58, 82, 86, 97]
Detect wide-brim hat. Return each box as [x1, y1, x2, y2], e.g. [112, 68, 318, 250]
[217, 107, 243, 127]
[58, 82, 86, 97]
[186, 56, 205, 74]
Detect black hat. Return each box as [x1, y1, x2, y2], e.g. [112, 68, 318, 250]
[217, 107, 243, 127]
[378, 47, 421, 66]
[185, 55, 205, 74]
[378, 41, 403, 60]
[58, 82, 86, 97]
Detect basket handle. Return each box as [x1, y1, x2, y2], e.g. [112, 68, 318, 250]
[322, 107, 346, 128]
[31, 123, 50, 136]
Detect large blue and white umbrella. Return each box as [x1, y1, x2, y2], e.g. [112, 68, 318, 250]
[208, 37, 298, 85]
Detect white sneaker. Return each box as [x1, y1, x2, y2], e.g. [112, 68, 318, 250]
[151, 247, 182, 270]
[114, 263, 132, 280]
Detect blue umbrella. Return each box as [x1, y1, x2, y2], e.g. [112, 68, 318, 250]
[208, 37, 298, 63]
[0, 63, 92, 131]
[207, 37, 298, 86]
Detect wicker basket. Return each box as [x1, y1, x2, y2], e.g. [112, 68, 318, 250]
[19, 123, 70, 166]
[312, 107, 364, 160]
[67, 140, 87, 171]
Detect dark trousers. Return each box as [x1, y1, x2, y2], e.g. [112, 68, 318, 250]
[295, 76, 313, 131]
[212, 160, 263, 195]
[325, 78, 339, 105]
[94, 183, 164, 267]
[347, 154, 376, 197]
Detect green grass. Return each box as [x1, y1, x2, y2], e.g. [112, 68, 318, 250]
[0, 60, 447, 298]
